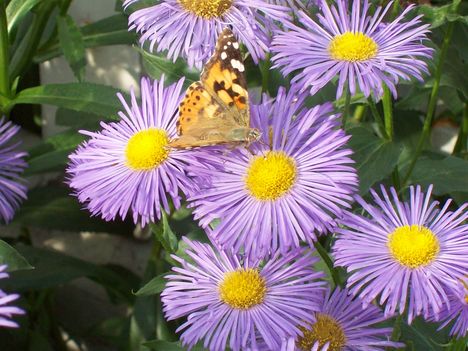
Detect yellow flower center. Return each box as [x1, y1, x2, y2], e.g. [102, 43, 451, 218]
[297, 314, 347, 351]
[125, 128, 169, 170]
[328, 32, 378, 62]
[387, 225, 440, 269]
[218, 269, 267, 309]
[178, 0, 232, 18]
[462, 278, 468, 304]
[245, 151, 297, 201]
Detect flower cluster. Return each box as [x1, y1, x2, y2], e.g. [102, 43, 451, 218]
[63, 0, 468, 350]
[189, 87, 357, 258]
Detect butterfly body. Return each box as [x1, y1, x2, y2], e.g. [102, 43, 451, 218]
[169, 28, 260, 149]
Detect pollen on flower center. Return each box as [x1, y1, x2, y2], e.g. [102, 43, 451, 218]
[219, 269, 267, 309]
[387, 225, 440, 269]
[245, 151, 297, 201]
[125, 128, 169, 170]
[297, 313, 347, 351]
[178, 0, 233, 19]
[328, 32, 378, 62]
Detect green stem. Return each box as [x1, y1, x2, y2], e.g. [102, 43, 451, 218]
[401, 20, 456, 187]
[389, 314, 402, 345]
[314, 241, 342, 288]
[453, 103, 468, 155]
[0, 2, 10, 110]
[352, 104, 366, 122]
[151, 240, 172, 341]
[342, 86, 351, 128]
[382, 86, 393, 141]
[367, 97, 388, 139]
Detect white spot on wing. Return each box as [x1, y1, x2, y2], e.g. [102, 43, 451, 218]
[230, 59, 245, 72]
[223, 45, 227, 50]
[221, 52, 227, 60]
[227, 41, 231, 45]
[233, 42, 239, 49]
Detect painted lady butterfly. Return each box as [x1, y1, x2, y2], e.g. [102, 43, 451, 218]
[169, 28, 261, 148]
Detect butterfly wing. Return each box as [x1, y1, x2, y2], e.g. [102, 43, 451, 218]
[170, 82, 240, 148]
[169, 28, 251, 149]
[201, 28, 250, 127]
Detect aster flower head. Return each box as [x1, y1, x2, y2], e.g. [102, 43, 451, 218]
[280, 288, 403, 351]
[0, 265, 25, 328]
[271, 0, 432, 99]
[189, 87, 357, 258]
[0, 118, 27, 223]
[434, 278, 468, 338]
[161, 238, 326, 351]
[68, 76, 195, 226]
[334, 185, 468, 323]
[124, 0, 291, 69]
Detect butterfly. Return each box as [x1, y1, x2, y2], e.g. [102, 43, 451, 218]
[168, 28, 261, 149]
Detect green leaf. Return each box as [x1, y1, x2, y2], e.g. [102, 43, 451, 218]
[407, 154, 468, 195]
[55, 107, 112, 127]
[0, 240, 33, 271]
[11, 83, 126, 117]
[13, 185, 134, 234]
[1, 244, 137, 304]
[57, 15, 86, 81]
[143, 340, 205, 351]
[140, 49, 199, 86]
[135, 274, 167, 296]
[446, 336, 468, 351]
[34, 14, 136, 62]
[417, 2, 464, 29]
[26, 148, 72, 175]
[6, 0, 42, 32]
[28, 330, 55, 351]
[150, 212, 178, 254]
[91, 316, 132, 351]
[348, 126, 402, 194]
[24, 129, 86, 175]
[400, 317, 448, 351]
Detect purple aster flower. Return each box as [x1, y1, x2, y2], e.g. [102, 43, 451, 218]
[0, 118, 27, 223]
[0, 265, 25, 328]
[433, 278, 468, 338]
[161, 238, 326, 351]
[123, 0, 290, 69]
[334, 185, 468, 323]
[188, 87, 357, 258]
[68, 77, 195, 226]
[279, 288, 403, 351]
[271, 0, 432, 99]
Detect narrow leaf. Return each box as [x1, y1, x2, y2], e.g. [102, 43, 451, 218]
[0, 240, 33, 271]
[408, 154, 468, 195]
[57, 15, 86, 81]
[140, 49, 199, 85]
[12, 83, 125, 117]
[34, 14, 136, 62]
[6, 0, 41, 32]
[135, 274, 167, 296]
[348, 126, 402, 194]
[150, 212, 178, 254]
